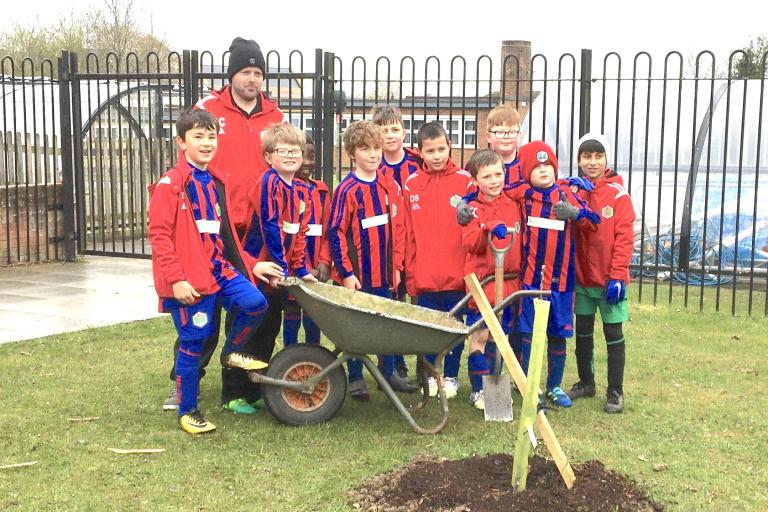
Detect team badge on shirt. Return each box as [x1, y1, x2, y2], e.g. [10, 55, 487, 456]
[449, 194, 462, 208]
[215, 203, 221, 218]
[192, 312, 209, 328]
[602, 205, 614, 219]
[299, 200, 306, 214]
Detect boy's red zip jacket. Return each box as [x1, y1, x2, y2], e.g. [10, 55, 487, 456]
[147, 159, 259, 305]
[195, 87, 284, 230]
[461, 191, 524, 308]
[574, 171, 636, 287]
[403, 159, 473, 296]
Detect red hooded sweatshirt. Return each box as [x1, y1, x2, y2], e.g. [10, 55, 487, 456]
[403, 159, 473, 296]
[195, 87, 284, 230]
[147, 160, 259, 305]
[461, 191, 524, 308]
[574, 170, 636, 287]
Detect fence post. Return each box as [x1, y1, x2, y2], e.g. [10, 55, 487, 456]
[321, 52, 335, 191]
[69, 52, 87, 253]
[182, 50, 194, 108]
[58, 51, 77, 262]
[578, 49, 592, 142]
[313, 49, 324, 182]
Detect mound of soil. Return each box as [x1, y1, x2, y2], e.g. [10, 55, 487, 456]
[349, 453, 664, 512]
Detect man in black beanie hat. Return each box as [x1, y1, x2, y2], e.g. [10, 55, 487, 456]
[162, 36, 284, 416]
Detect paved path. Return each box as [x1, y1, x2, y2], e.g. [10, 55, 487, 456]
[0, 256, 161, 344]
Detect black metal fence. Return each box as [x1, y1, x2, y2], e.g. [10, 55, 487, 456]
[1, 48, 765, 316]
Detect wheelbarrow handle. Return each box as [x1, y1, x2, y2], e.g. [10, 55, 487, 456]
[466, 288, 552, 335]
[448, 273, 514, 317]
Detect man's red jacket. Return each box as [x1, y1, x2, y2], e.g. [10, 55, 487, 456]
[195, 87, 284, 230]
[403, 159, 473, 296]
[147, 159, 259, 303]
[574, 171, 636, 287]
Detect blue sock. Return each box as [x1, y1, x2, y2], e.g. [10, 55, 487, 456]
[381, 355, 396, 379]
[347, 358, 363, 383]
[546, 338, 567, 390]
[282, 310, 301, 346]
[520, 336, 532, 374]
[176, 338, 203, 415]
[485, 342, 498, 376]
[394, 354, 407, 371]
[444, 340, 464, 378]
[303, 314, 321, 345]
[467, 350, 489, 392]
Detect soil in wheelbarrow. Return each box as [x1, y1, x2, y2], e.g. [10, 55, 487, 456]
[348, 453, 664, 512]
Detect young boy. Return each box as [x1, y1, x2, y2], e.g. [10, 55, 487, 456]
[240, 123, 317, 413]
[148, 109, 284, 434]
[510, 140, 600, 408]
[569, 133, 635, 413]
[282, 134, 331, 346]
[372, 105, 423, 380]
[328, 120, 417, 399]
[461, 149, 524, 410]
[403, 122, 473, 399]
[486, 104, 524, 185]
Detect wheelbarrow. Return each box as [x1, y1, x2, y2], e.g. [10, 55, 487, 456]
[249, 277, 550, 434]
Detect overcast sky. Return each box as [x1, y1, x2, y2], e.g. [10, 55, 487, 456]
[3, 0, 766, 68]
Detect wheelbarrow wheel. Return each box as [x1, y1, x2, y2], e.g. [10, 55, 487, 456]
[264, 344, 346, 426]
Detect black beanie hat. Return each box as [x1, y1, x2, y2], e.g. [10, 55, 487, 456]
[227, 37, 266, 82]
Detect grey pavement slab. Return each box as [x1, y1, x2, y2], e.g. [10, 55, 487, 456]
[0, 256, 162, 344]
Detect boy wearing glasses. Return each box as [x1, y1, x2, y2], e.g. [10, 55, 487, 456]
[485, 104, 524, 186]
[242, 123, 318, 404]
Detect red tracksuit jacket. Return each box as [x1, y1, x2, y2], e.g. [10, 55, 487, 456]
[461, 191, 524, 307]
[574, 171, 636, 287]
[328, 170, 405, 289]
[147, 160, 258, 302]
[403, 159, 473, 295]
[195, 87, 284, 230]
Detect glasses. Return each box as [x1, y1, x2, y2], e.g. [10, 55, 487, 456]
[273, 148, 303, 158]
[489, 129, 520, 139]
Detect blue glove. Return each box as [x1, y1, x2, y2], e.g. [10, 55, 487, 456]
[491, 223, 508, 240]
[565, 176, 595, 192]
[605, 279, 626, 305]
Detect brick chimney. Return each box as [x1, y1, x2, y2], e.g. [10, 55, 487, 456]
[500, 40, 531, 108]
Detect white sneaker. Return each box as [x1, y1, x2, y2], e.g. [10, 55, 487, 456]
[469, 390, 485, 410]
[444, 377, 459, 400]
[162, 387, 178, 411]
[426, 377, 438, 397]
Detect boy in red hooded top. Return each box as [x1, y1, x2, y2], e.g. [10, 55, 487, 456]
[460, 149, 524, 411]
[403, 122, 473, 400]
[148, 109, 284, 434]
[568, 133, 635, 414]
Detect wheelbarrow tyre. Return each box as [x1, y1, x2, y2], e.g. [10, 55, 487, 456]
[263, 344, 347, 426]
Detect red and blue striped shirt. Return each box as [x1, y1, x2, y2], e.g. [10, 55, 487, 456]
[379, 147, 422, 190]
[244, 168, 309, 278]
[328, 170, 405, 289]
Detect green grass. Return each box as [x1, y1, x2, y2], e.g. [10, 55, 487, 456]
[1, 292, 766, 511]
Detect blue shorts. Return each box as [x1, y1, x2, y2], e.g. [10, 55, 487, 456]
[466, 305, 514, 334]
[162, 272, 267, 342]
[517, 286, 574, 338]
